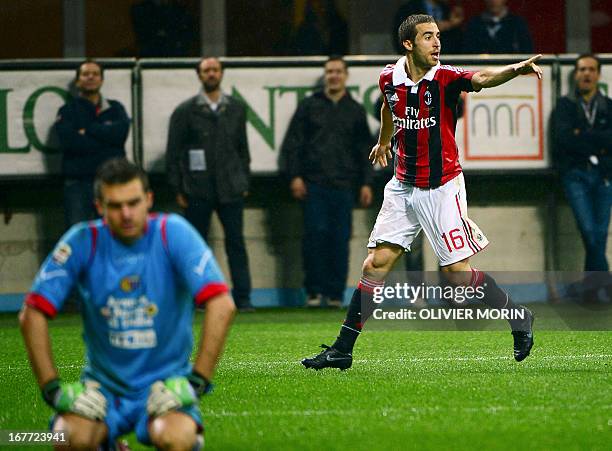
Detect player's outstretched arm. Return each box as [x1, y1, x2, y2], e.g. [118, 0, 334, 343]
[192, 293, 236, 381]
[472, 54, 543, 90]
[369, 101, 394, 167]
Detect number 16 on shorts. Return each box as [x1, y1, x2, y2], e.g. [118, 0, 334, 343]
[438, 219, 488, 266]
[442, 228, 465, 252]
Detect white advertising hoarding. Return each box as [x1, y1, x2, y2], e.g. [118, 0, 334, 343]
[141, 66, 383, 173]
[0, 60, 557, 177]
[457, 65, 552, 170]
[0, 69, 133, 176]
[142, 62, 552, 174]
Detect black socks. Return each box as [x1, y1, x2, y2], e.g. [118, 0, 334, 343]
[332, 277, 383, 354]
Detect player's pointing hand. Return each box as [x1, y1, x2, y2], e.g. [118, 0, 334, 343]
[515, 54, 543, 79]
[369, 142, 393, 167]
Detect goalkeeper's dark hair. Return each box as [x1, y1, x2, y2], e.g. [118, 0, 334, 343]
[398, 14, 435, 47]
[94, 158, 150, 200]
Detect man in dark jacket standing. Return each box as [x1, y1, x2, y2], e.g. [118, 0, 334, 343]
[392, 0, 464, 55]
[554, 54, 612, 296]
[55, 60, 130, 227]
[166, 57, 253, 311]
[462, 0, 533, 54]
[279, 56, 374, 308]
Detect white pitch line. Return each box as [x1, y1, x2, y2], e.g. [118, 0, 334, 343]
[205, 404, 612, 418]
[2, 354, 611, 371]
[3, 364, 81, 371]
[220, 353, 612, 367]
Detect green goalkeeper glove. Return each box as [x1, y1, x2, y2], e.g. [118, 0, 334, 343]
[41, 379, 107, 421]
[147, 372, 213, 417]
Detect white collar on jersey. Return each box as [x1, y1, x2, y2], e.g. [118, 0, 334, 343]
[392, 56, 440, 86]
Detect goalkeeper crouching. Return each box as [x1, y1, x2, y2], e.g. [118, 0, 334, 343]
[19, 158, 236, 450]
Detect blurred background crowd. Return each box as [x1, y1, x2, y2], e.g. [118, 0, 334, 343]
[2, 0, 611, 59]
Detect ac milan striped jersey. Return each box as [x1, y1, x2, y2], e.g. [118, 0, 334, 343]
[379, 57, 478, 188]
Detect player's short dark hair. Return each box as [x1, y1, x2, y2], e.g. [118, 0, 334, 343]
[325, 55, 348, 71]
[575, 53, 601, 73]
[94, 158, 150, 200]
[195, 57, 224, 74]
[398, 14, 436, 47]
[76, 59, 104, 80]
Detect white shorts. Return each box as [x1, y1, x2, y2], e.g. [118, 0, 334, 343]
[367, 173, 489, 266]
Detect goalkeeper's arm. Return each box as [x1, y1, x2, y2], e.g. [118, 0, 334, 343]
[147, 293, 236, 418]
[192, 293, 236, 385]
[19, 305, 59, 388]
[19, 305, 107, 421]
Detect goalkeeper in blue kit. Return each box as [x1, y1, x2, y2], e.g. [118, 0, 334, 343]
[19, 158, 236, 450]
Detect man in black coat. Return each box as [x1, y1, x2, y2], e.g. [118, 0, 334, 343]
[279, 56, 374, 308]
[392, 0, 464, 55]
[166, 57, 253, 311]
[462, 0, 533, 54]
[55, 60, 131, 228]
[553, 54, 612, 299]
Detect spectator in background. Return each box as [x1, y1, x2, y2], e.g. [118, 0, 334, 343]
[279, 56, 374, 308]
[55, 60, 130, 228]
[131, 0, 197, 57]
[166, 57, 254, 312]
[290, 0, 348, 55]
[462, 0, 533, 54]
[553, 54, 612, 299]
[393, 0, 464, 55]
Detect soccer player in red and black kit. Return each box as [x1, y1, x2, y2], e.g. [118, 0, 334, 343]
[302, 14, 542, 370]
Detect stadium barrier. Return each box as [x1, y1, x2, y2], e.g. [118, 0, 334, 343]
[1, 55, 612, 310]
[1, 54, 600, 178]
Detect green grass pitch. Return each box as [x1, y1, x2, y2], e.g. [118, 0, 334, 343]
[1, 307, 611, 450]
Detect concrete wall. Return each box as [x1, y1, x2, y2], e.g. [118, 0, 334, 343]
[0, 198, 605, 304]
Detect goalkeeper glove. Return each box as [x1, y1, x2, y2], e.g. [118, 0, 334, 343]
[41, 379, 107, 421]
[186, 370, 213, 397]
[147, 371, 213, 417]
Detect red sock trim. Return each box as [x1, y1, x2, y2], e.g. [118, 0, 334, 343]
[357, 276, 384, 294]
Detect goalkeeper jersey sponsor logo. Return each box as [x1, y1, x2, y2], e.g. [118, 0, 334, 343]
[109, 330, 157, 349]
[102, 295, 158, 328]
[101, 295, 159, 348]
